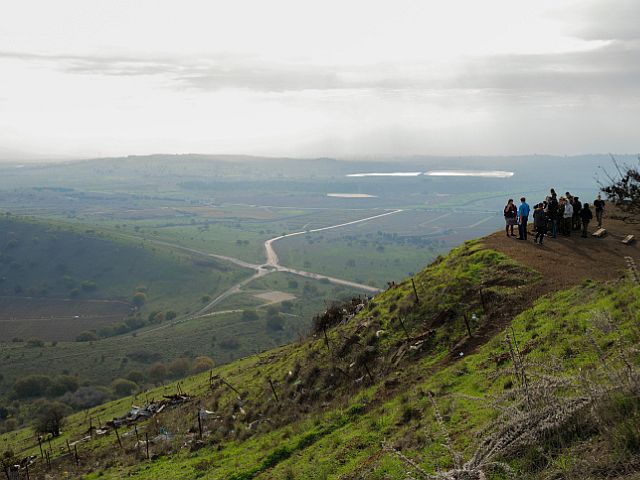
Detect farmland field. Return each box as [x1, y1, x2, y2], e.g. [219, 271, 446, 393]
[0, 297, 131, 341]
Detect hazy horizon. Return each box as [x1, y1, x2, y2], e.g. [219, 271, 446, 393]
[2, 0, 639, 160]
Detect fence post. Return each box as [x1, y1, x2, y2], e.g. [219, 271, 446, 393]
[411, 279, 420, 304]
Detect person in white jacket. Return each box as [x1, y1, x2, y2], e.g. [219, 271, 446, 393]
[561, 197, 573, 236]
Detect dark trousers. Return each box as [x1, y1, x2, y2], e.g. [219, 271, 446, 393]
[550, 218, 558, 238]
[535, 226, 547, 243]
[596, 210, 603, 226]
[563, 217, 572, 236]
[582, 221, 590, 237]
[519, 219, 528, 240]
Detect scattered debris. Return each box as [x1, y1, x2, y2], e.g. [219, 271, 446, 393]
[622, 234, 635, 245]
[592, 227, 607, 238]
[107, 394, 192, 428]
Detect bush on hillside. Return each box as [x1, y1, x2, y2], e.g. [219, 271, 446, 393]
[13, 375, 51, 399]
[26, 337, 45, 348]
[47, 375, 79, 397]
[76, 330, 98, 342]
[168, 357, 191, 377]
[191, 356, 214, 373]
[241, 310, 259, 321]
[126, 370, 146, 384]
[148, 362, 168, 383]
[110, 378, 138, 397]
[32, 400, 72, 437]
[59, 386, 111, 410]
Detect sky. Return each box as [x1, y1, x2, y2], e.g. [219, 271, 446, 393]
[0, 0, 638, 160]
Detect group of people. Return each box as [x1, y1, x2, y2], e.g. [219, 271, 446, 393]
[503, 189, 606, 245]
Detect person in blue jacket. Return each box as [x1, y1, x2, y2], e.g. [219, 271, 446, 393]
[517, 197, 530, 240]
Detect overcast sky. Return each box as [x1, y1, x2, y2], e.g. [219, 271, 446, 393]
[1, 0, 638, 159]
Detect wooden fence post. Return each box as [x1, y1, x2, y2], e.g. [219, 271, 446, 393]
[462, 313, 473, 338]
[411, 279, 420, 304]
[114, 425, 123, 450]
[268, 378, 279, 403]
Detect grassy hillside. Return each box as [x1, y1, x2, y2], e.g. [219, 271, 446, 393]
[6, 240, 639, 479]
[0, 216, 246, 310]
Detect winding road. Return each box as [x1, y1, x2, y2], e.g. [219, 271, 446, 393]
[137, 209, 403, 334]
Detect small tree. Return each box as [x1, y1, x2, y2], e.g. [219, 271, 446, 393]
[148, 362, 168, 384]
[132, 291, 147, 308]
[111, 378, 138, 397]
[191, 356, 214, 373]
[168, 357, 190, 377]
[76, 331, 98, 342]
[32, 400, 71, 437]
[241, 310, 259, 321]
[13, 375, 51, 398]
[600, 154, 640, 214]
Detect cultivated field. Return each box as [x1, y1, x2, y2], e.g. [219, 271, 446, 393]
[0, 297, 131, 341]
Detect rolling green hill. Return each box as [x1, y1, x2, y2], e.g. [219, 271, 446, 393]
[3, 238, 639, 479]
[0, 216, 246, 310]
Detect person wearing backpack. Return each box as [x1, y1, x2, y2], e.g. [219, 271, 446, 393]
[503, 198, 518, 237]
[580, 203, 593, 238]
[533, 203, 547, 245]
[546, 191, 559, 238]
[572, 196, 582, 231]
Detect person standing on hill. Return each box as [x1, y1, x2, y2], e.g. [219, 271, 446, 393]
[581, 203, 593, 238]
[547, 191, 559, 238]
[533, 203, 547, 244]
[562, 197, 573, 236]
[517, 197, 530, 241]
[503, 199, 518, 237]
[572, 196, 582, 231]
[594, 194, 605, 227]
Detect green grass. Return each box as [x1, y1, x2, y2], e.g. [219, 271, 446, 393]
[4, 237, 639, 480]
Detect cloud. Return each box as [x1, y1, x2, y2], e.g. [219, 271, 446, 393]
[3, 40, 639, 100]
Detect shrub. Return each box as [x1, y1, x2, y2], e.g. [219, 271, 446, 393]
[191, 356, 214, 373]
[59, 386, 110, 410]
[168, 357, 191, 378]
[75, 331, 98, 342]
[26, 337, 45, 348]
[47, 375, 79, 397]
[132, 291, 147, 307]
[266, 315, 285, 331]
[165, 310, 177, 321]
[32, 400, 72, 436]
[13, 375, 51, 398]
[126, 370, 146, 384]
[80, 280, 97, 292]
[148, 363, 168, 383]
[241, 310, 259, 321]
[111, 378, 138, 397]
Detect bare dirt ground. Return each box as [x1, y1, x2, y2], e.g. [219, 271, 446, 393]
[252, 291, 296, 304]
[483, 207, 640, 293]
